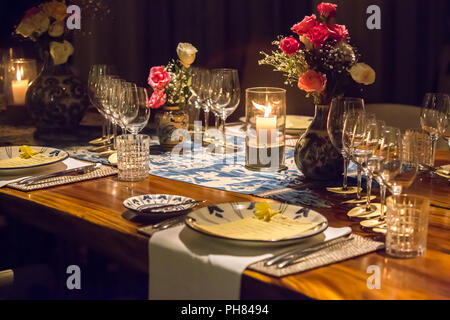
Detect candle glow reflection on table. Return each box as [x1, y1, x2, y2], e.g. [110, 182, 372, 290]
[11, 67, 29, 105]
[253, 101, 277, 145]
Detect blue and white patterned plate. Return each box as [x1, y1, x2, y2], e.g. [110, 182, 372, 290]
[123, 194, 198, 217]
[185, 202, 328, 247]
[0, 146, 68, 174]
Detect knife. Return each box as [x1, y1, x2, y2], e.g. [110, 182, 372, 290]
[16, 163, 100, 186]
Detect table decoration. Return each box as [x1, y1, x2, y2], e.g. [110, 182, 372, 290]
[4, 59, 37, 106]
[258, 2, 375, 180]
[15, 0, 90, 134]
[148, 42, 197, 150]
[245, 87, 287, 172]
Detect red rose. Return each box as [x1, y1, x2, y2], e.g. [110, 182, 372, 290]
[297, 70, 327, 93]
[147, 66, 170, 90]
[280, 36, 300, 56]
[307, 23, 329, 48]
[291, 14, 317, 36]
[148, 90, 166, 109]
[328, 24, 349, 42]
[317, 2, 337, 19]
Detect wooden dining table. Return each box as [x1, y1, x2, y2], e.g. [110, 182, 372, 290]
[0, 147, 449, 300]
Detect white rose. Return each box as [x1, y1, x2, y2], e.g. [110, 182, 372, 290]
[176, 42, 198, 68]
[29, 11, 50, 36]
[48, 21, 64, 37]
[349, 63, 376, 85]
[49, 40, 74, 65]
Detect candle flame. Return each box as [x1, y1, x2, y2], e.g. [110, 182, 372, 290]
[16, 67, 24, 82]
[252, 101, 272, 118]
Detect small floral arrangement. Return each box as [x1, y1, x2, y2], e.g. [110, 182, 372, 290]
[259, 2, 375, 105]
[15, 0, 75, 65]
[147, 43, 198, 109]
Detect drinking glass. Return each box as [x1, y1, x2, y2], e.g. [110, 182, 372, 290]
[328, 97, 365, 193]
[195, 69, 212, 134]
[210, 68, 240, 142]
[404, 129, 433, 168]
[385, 194, 430, 258]
[420, 93, 450, 165]
[386, 132, 419, 196]
[342, 110, 368, 201]
[121, 85, 151, 135]
[117, 134, 150, 182]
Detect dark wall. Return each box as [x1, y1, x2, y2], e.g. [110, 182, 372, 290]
[2, 0, 449, 119]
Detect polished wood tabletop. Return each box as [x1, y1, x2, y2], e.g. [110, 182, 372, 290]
[0, 149, 449, 300]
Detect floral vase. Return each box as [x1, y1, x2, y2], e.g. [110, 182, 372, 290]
[294, 104, 343, 180]
[156, 106, 189, 150]
[25, 52, 89, 134]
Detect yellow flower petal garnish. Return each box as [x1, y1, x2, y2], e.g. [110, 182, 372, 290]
[19, 146, 40, 159]
[254, 201, 280, 222]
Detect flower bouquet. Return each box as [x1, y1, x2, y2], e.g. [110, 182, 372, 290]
[259, 2, 376, 180]
[13, 0, 90, 132]
[259, 2, 375, 105]
[147, 43, 198, 149]
[15, 0, 74, 65]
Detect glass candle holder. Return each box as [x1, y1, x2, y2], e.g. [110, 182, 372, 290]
[386, 194, 430, 258]
[245, 87, 286, 172]
[117, 134, 150, 182]
[5, 58, 37, 106]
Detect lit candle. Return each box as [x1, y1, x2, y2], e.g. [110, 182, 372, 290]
[12, 68, 29, 105]
[253, 101, 277, 145]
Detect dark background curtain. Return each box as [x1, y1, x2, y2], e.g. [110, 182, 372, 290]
[1, 0, 449, 120]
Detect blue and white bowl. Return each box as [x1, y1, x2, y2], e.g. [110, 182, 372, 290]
[123, 194, 197, 218]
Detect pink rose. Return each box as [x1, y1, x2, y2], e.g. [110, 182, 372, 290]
[148, 90, 166, 109]
[317, 2, 337, 19]
[307, 23, 329, 48]
[147, 66, 170, 90]
[297, 70, 327, 93]
[328, 24, 349, 42]
[291, 14, 317, 36]
[280, 36, 300, 56]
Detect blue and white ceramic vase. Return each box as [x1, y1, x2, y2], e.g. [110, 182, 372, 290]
[294, 104, 343, 180]
[25, 51, 89, 133]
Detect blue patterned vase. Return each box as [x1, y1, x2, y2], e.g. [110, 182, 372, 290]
[294, 104, 344, 180]
[25, 53, 89, 133]
[156, 106, 189, 150]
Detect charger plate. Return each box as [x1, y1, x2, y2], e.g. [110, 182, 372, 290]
[185, 202, 328, 247]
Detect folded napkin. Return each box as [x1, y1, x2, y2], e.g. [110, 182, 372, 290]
[0, 157, 92, 188]
[148, 225, 351, 300]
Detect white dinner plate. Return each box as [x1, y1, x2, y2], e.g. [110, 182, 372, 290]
[0, 146, 69, 175]
[185, 202, 328, 247]
[123, 194, 198, 218]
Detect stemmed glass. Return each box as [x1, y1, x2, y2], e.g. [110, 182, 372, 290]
[420, 93, 450, 165]
[121, 85, 151, 135]
[345, 113, 382, 216]
[88, 64, 115, 147]
[327, 97, 365, 194]
[210, 68, 240, 143]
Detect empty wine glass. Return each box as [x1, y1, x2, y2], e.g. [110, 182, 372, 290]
[210, 68, 240, 142]
[420, 93, 450, 165]
[121, 85, 151, 135]
[327, 97, 365, 193]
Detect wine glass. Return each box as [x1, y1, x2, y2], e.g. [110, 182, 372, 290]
[346, 114, 382, 216]
[121, 85, 151, 135]
[420, 93, 450, 165]
[327, 97, 365, 193]
[210, 68, 240, 143]
[88, 64, 114, 146]
[439, 101, 449, 147]
[195, 69, 212, 135]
